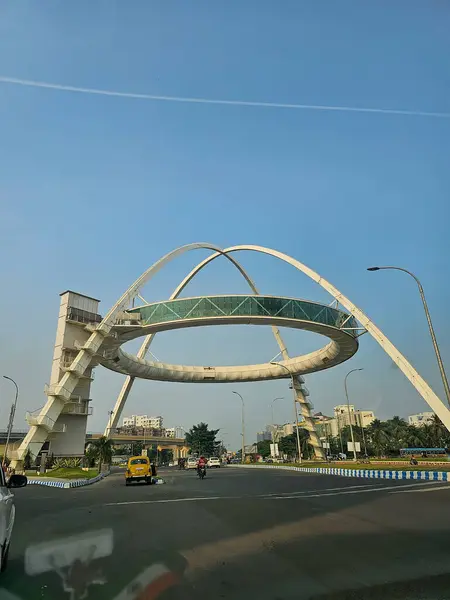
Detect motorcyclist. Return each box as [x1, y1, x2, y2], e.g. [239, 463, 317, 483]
[197, 456, 207, 475]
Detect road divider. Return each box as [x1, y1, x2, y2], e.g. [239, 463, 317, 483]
[231, 464, 449, 481]
[27, 471, 110, 489]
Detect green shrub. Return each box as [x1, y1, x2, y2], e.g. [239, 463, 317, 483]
[53, 457, 82, 469]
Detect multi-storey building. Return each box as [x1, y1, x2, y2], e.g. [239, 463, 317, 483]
[408, 412, 435, 427]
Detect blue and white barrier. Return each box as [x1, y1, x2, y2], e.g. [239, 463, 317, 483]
[231, 464, 449, 481]
[27, 471, 110, 489]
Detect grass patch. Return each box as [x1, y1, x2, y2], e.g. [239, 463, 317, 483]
[28, 468, 99, 480]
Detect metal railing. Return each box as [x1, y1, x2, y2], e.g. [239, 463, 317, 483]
[25, 411, 67, 433]
[67, 307, 102, 325]
[62, 404, 93, 416]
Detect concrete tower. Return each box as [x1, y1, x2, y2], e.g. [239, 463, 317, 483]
[25, 291, 100, 458]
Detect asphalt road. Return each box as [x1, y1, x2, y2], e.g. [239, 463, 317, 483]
[3, 466, 450, 599]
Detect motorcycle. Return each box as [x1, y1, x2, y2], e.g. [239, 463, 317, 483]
[197, 465, 206, 479]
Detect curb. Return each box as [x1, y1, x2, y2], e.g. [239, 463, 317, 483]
[27, 471, 110, 489]
[231, 464, 449, 481]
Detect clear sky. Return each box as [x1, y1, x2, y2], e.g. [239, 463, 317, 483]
[0, 1, 449, 451]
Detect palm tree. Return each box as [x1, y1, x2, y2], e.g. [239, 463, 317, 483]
[367, 419, 389, 457]
[385, 416, 408, 451]
[429, 414, 447, 448]
[421, 424, 434, 448]
[405, 424, 425, 448]
[90, 436, 114, 473]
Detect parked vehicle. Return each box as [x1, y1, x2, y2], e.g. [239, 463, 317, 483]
[186, 457, 198, 470]
[125, 456, 156, 486]
[327, 454, 340, 462]
[0, 471, 27, 573]
[207, 457, 221, 468]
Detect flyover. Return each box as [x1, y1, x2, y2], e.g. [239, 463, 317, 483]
[86, 432, 189, 458]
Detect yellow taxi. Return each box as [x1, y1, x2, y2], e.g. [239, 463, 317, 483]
[125, 456, 156, 486]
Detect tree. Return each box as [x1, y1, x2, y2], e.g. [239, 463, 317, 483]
[185, 422, 220, 456]
[279, 433, 297, 457]
[132, 441, 143, 456]
[257, 439, 271, 458]
[385, 416, 408, 451]
[84, 446, 98, 468]
[366, 419, 389, 456]
[23, 449, 32, 470]
[158, 449, 173, 465]
[405, 424, 425, 448]
[429, 414, 448, 447]
[90, 436, 114, 472]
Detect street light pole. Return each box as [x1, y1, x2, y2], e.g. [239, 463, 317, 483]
[271, 362, 302, 463]
[3, 376, 19, 467]
[344, 368, 363, 462]
[368, 265, 450, 408]
[358, 412, 368, 457]
[336, 412, 344, 455]
[270, 397, 284, 448]
[232, 391, 245, 464]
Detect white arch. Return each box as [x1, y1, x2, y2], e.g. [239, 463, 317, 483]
[105, 249, 325, 458]
[105, 250, 290, 433]
[218, 245, 450, 430]
[15, 241, 447, 466]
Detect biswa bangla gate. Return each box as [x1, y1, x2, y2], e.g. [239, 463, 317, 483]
[12, 244, 450, 468]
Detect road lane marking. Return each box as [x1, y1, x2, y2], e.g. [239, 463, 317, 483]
[103, 481, 440, 507]
[390, 484, 450, 494]
[265, 481, 442, 499]
[267, 483, 377, 496]
[104, 496, 225, 506]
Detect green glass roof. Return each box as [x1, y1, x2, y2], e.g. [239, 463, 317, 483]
[127, 295, 359, 336]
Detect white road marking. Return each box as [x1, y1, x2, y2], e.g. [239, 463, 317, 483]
[269, 483, 376, 496]
[390, 484, 450, 494]
[103, 481, 440, 507]
[104, 496, 224, 506]
[266, 481, 442, 500]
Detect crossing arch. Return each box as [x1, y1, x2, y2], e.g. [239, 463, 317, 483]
[12, 243, 450, 467]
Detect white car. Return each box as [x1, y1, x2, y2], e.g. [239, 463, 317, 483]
[207, 457, 221, 468]
[186, 457, 198, 470]
[0, 471, 27, 573]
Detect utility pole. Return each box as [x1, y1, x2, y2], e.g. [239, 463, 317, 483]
[344, 369, 364, 462]
[3, 376, 19, 467]
[232, 391, 245, 464]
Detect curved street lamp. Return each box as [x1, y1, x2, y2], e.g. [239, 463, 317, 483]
[270, 362, 302, 463]
[344, 368, 364, 462]
[368, 266, 450, 408]
[232, 391, 245, 464]
[270, 397, 284, 449]
[3, 376, 19, 467]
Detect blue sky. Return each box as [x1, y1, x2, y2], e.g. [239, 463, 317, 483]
[0, 1, 449, 450]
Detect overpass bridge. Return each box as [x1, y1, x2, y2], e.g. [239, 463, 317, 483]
[86, 433, 189, 459]
[0, 430, 28, 444]
[4, 430, 189, 459]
